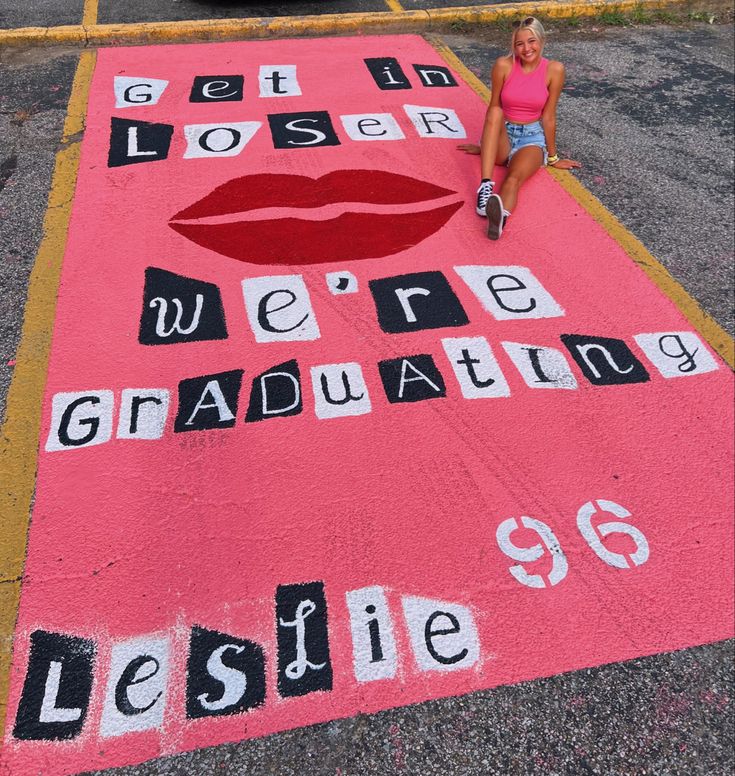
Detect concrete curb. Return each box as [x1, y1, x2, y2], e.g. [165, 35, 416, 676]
[0, 0, 689, 47]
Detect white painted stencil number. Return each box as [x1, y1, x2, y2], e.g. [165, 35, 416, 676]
[577, 499, 649, 569]
[496, 499, 649, 588]
[495, 516, 568, 589]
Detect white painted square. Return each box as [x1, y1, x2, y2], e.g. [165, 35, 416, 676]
[117, 389, 170, 439]
[403, 105, 467, 139]
[45, 391, 114, 452]
[441, 337, 511, 398]
[326, 271, 358, 295]
[502, 342, 578, 390]
[259, 65, 301, 97]
[454, 265, 564, 320]
[183, 122, 261, 159]
[401, 595, 479, 673]
[100, 634, 169, 738]
[339, 113, 405, 141]
[241, 275, 321, 343]
[311, 363, 372, 419]
[634, 331, 720, 378]
[345, 586, 397, 682]
[114, 76, 169, 108]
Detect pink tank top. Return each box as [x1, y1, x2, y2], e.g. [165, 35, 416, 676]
[500, 56, 549, 123]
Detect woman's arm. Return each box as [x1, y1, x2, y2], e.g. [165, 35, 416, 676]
[458, 57, 510, 159]
[542, 61, 581, 169]
[488, 56, 510, 109]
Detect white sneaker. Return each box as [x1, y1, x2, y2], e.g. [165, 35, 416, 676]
[475, 180, 493, 216]
[486, 194, 504, 240]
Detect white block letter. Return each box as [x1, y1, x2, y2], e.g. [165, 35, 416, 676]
[346, 586, 397, 682]
[442, 336, 510, 399]
[454, 265, 564, 320]
[242, 275, 320, 343]
[403, 105, 466, 139]
[340, 113, 405, 141]
[502, 342, 577, 390]
[183, 122, 261, 159]
[100, 635, 169, 738]
[46, 391, 114, 451]
[401, 595, 479, 672]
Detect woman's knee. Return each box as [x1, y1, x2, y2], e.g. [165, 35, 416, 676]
[503, 171, 522, 189]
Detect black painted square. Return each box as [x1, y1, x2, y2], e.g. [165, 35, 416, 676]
[378, 354, 447, 403]
[276, 582, 332, 697]
[108, 117, 173, 167]
[175, 370, 243, 432]
[189, 75, 244, 103]
[139, 267, 228, 346]
[364, 57, 412, 90]
[13, 630, 95, 741]
[245, 360, 303, 422]
[186, 626, 266, 718]
[561, 334, 650, 385]
[369, 271, 469, 334]
[267, 111, 340, 149]
[412, 64, 458, 87]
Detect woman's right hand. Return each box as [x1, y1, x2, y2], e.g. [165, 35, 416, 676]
[457, 143, 481, 155]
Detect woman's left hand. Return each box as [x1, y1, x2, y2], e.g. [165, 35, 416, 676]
[551, 158, 582, 169]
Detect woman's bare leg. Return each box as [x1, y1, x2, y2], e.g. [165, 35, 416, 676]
[487, 145, 544, 239]
[498, 145, 543, 211]
[480, 106, 511, 179]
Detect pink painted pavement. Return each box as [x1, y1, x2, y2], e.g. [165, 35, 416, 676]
[2, 35, 733, 775]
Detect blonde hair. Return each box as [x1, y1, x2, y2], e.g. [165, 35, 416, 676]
[510, 16, 546, 57]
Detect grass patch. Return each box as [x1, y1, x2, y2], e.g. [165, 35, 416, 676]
[630, 4, 653, 23]
[449, 17, 470, 33]
[688, 10, 718, 22]
[598, 8, 630, 25]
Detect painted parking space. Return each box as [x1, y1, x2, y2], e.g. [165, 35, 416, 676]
[0, 33, 733, 775]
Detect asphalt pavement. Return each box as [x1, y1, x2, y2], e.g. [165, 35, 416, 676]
[1, 5, 733, 775]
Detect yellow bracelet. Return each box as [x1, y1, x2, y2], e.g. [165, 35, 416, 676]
[547, 154, 559, 165]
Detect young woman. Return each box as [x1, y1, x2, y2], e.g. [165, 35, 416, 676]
[462, 17, 581, 240]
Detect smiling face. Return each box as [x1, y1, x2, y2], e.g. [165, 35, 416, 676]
[513, 28, 544, 68]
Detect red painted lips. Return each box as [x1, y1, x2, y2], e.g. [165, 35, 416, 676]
[169, 170, 463, 265]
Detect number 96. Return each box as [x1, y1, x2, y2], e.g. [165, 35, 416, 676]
[495, 499, 649, 589]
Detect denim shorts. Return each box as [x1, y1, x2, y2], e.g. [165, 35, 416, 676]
[506, 120, 547, 164]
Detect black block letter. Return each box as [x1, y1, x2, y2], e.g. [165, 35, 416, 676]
[369, 271, 468, 334]
[175, 370, 243, 432]
[108, 117, 173, 167]
[13, 630, 95, 741]
[139, 267, 228, 346]
[268, 111, 340, 149]
[561, 334, 650, 386]
[186, 626, 266, 719]
[276, 582, 332, 697]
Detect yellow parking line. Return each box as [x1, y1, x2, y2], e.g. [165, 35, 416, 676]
[384, 0, 406, 12]
[82, 0, 98, 26]
[431, 34, 734, 369]
[0, 0, 682, 47]
[0, 50, 97, 742]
